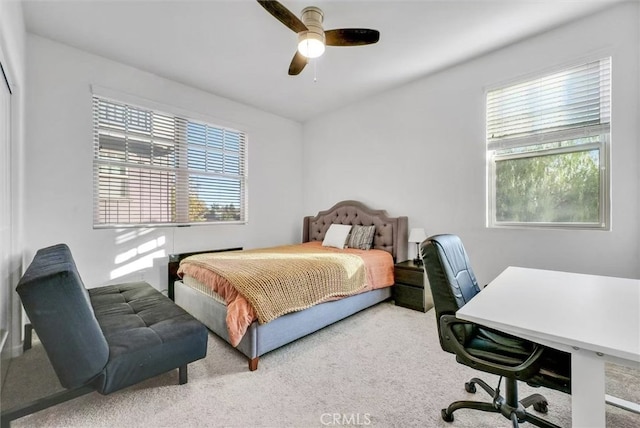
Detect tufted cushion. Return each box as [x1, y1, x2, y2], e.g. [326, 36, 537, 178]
[89, 282, 208, 394]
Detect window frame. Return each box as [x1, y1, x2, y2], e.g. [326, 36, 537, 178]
[486, 58, 611, 230]
[488, 136, 609, 229]
[92, 90, 248, 229]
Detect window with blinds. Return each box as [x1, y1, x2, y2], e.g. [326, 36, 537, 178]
[93, 96, 247, 227]
[486, 57, 610, 228]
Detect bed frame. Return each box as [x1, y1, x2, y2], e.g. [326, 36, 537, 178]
[171, 200, 408, 370]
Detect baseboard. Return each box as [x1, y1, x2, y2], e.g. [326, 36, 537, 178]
[0, 330, 7, 352]
[1, 331, 26, 392]
[1, 329, 9, 389]
[9, 343, 22, 358]
[0, 330, 23, 359]
[606, 394, 640, 414]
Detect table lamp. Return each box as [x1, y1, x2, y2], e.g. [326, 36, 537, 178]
[408, 228, 427, 265]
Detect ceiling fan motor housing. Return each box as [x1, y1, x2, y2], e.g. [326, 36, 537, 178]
[298, 6, 326, 58]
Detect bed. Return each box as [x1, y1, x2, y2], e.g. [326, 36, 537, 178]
[170, 200, 408, 370]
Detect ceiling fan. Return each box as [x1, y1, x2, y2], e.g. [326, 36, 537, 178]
[257, 0, 380, 76]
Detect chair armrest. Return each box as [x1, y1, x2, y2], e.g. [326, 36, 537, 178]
[440, 314, 545, 380]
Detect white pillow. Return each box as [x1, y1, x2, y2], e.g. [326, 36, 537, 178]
[322, 224, 353, 249]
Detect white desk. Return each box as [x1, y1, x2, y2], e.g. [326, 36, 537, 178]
[456, 266, 640, 427]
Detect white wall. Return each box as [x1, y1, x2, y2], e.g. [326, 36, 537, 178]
[24, 35, 304, 291]
[302, 2, 640, 284]
[0, 0, 26, 364]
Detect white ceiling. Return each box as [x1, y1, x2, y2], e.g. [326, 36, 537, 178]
[22, 0, 619, 122]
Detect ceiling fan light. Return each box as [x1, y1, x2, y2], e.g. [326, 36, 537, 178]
[297, 31, 325, 58]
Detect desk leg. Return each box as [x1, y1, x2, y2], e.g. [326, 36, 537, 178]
[572, 350, 605, 428]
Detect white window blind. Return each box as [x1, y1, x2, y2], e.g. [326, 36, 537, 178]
[486, 57, 611, 229]
[487, 58, 611, 149]
[93, 96, 247, 227]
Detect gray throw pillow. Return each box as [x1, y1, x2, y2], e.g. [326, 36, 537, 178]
[347, 225, 376, 250]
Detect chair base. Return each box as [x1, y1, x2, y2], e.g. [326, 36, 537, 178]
[442, 377, 560, 428]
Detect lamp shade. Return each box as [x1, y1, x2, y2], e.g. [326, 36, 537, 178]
[408, 228, 427, 243]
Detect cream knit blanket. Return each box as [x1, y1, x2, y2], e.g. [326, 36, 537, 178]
[181, 245, 366, 324]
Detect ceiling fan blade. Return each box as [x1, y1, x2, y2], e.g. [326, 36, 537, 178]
[257, 1, 307, 34]
[325, 29, 380, 46]
[288, 51, 308, 76]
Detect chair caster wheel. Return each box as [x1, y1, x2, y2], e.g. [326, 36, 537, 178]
[441, 409, 454, 422]
[464, 382, 476, 393]
[533, 401, 548, 413]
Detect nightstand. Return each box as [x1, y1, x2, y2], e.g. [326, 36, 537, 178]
[393, 260, 433, 312]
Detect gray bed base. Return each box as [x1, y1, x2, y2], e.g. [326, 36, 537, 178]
[175, 281, 391, 370]
[173, 200, 408, 371]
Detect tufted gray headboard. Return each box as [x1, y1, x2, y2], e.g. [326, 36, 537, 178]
[302, 200, 408, 262]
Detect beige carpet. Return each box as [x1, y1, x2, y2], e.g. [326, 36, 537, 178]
[2, 303, 639, 427]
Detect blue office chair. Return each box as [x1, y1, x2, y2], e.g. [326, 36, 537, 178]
[420, 234, 571, 428]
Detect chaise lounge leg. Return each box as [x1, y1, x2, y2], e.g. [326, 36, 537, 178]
[248, 357, 259, 371]
[178, 365, 188, 385]
[0, 385, 94, 428]
[23, 324, 33, 352]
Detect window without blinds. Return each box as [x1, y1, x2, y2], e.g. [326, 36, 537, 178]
[93, 96, 247, 227]
[486, 58, 610, 228]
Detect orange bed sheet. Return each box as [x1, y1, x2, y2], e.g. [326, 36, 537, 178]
[178, 241, 394, 346]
